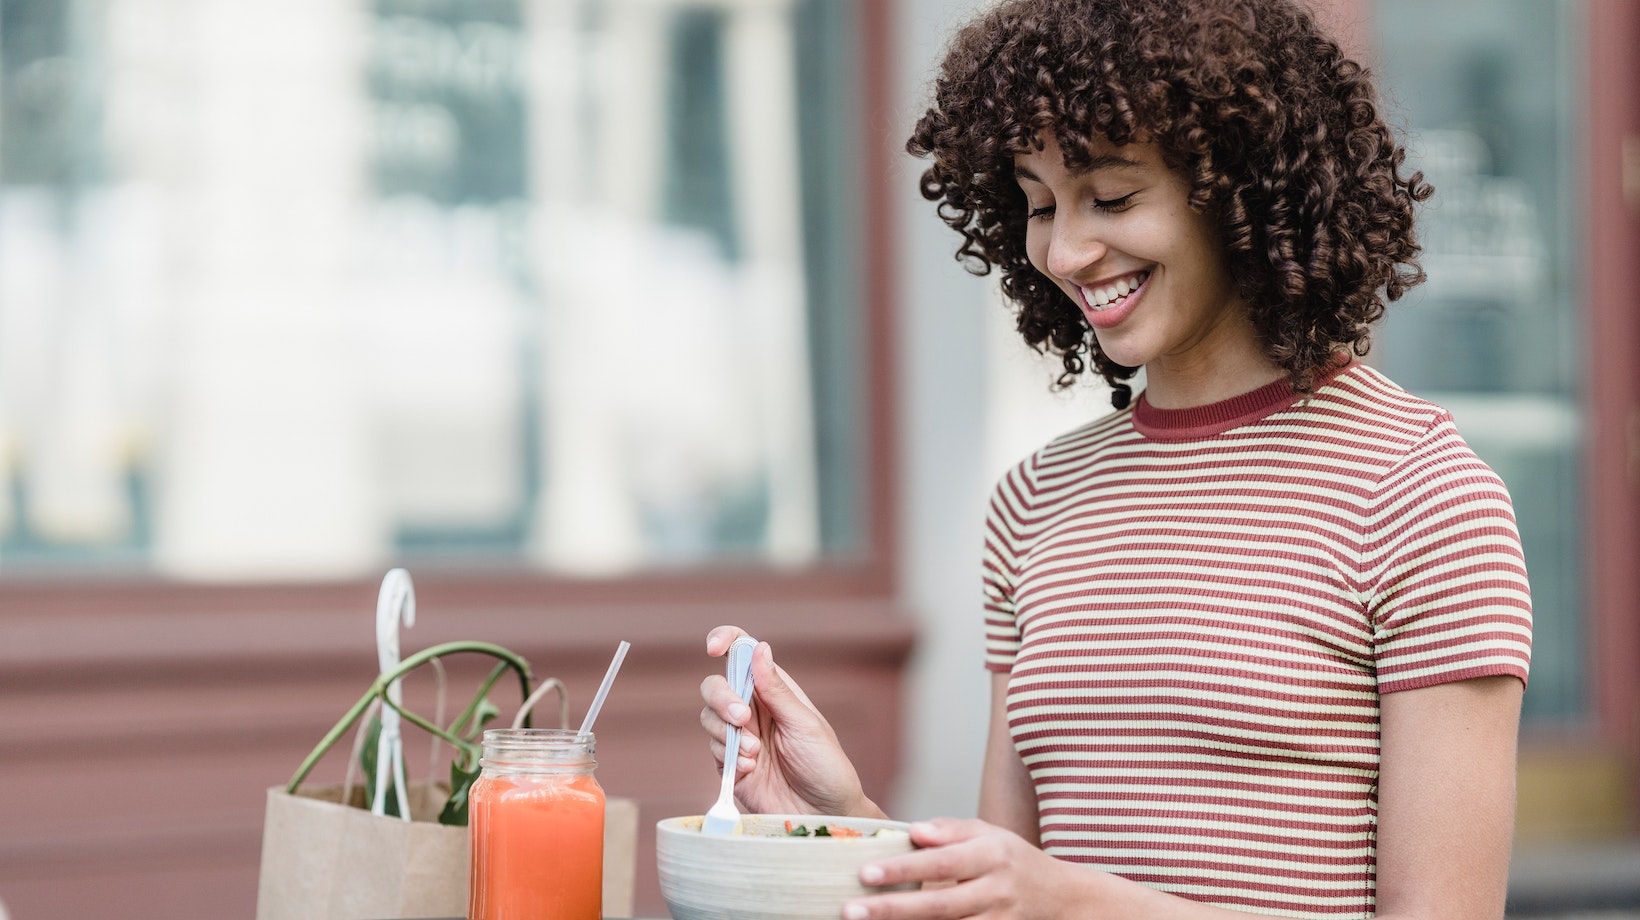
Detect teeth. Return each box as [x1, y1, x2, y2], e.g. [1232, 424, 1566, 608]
[1084, 272, 1148, 310]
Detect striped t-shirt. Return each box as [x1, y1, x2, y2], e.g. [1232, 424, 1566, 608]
[982, 362, 1533, 918]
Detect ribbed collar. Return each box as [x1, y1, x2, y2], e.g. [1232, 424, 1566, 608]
[1131, 360, 1356, 441]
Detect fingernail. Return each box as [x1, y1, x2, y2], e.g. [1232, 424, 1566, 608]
[860, 864, 885, 885]
[910, 821, 935, 836]
[843, 903, 868, 920]
[729, 703, 750, 723]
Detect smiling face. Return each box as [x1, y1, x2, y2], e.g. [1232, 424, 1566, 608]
[1016, 134, 1278, 406]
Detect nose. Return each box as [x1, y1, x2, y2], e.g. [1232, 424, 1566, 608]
[1043, 211, 1108, 282]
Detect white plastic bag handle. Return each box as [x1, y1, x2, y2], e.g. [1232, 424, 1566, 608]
[374, 568, 415, 820]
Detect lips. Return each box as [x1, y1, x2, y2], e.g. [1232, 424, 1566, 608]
[1076, 270, 1151, 330]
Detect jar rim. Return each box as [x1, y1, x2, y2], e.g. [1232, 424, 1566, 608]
[480, 727, 596, 767]
[483, 727, 591, 745]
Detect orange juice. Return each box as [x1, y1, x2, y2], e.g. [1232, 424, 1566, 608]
[468, 729, 605, 920]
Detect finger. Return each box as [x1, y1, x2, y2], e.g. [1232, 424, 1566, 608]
[844, 881, 986, 920]
[699, 704, 762, 759]
[706, 625, 753, 657]
[700, 673, 754, 727]
[905, 817, 989, 849]
[859, 824, 1004, 887]
[699, 704, 729, 743]
[704, 735, 759, 774]
[859, 847, 972, 889]
[749, 643, 826, 726]
[770, 659, 821, 713]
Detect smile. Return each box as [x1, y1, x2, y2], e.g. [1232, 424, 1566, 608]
[1079, 271, 1151, 312]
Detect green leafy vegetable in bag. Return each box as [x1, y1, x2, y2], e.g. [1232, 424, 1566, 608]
[286, 641, 534, 827]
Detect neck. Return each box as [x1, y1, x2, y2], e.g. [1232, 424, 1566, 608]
[1142, 349, 1284, 409]
[1131, 296, 1283, 408]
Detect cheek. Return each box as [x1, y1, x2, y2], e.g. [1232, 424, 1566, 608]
[1173, 209, 1230, 282]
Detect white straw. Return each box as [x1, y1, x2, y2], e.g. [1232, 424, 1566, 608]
[577, 640, 630, 737]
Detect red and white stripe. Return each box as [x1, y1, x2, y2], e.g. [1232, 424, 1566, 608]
[982, 364, 1532, 918]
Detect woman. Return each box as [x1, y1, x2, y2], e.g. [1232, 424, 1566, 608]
[700, 1, 1532, 918]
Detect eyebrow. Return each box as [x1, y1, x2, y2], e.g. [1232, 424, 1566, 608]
[1015, 154, 1146, 183]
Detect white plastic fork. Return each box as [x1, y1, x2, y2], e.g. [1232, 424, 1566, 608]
[702, 634, 758, 835]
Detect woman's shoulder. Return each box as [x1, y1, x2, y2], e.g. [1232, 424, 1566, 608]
[1304, 363, 1464, 443]
[1314, 365, 1512, 494]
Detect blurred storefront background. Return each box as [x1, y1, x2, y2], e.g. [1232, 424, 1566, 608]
[0, 0, 1635, 917]
[0, 0, 861, 578]
[1363, 0, 1639, 854]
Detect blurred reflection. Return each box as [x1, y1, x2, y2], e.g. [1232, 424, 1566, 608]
[0, 0, 860, 578]
[1375, 0, 1584, 724]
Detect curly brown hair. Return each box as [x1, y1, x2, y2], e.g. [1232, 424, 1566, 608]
[906, 0, 1432, 409]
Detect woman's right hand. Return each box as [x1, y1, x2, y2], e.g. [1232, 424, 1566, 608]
[700, 625, 885, 819]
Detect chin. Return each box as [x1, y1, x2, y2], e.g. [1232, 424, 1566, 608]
[1089, 336, 1150, 371]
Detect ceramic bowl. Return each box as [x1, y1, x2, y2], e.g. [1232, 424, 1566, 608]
[656, 814, 916, 920]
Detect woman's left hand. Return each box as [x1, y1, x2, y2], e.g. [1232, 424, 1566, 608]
[842, 818, 1089, 920]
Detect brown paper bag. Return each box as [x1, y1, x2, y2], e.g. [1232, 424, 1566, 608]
[256, 782, 467, 920]
[255, 639, 638, 920]
[256, 782, 639, 920]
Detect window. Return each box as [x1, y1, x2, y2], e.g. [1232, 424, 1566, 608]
[0, 0, 876, 582]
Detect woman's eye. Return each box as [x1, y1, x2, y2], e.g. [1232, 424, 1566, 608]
[1026, 204, 1055, 221]
[1094, 192, 1137, 213]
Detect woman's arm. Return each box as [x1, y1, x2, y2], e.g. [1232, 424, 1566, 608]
[978, 671, 1039, 844]
[1371, 675, 1524, 920]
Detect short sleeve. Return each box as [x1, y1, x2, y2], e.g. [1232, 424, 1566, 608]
[1366, 417, 1534, 694]
[982, 458, 1037, 673]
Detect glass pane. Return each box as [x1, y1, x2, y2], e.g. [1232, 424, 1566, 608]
[1374, 0, 1584, 724]
[0, 0, 865, 579]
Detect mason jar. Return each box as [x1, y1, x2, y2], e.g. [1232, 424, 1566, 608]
[468, 728, 605, 920]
